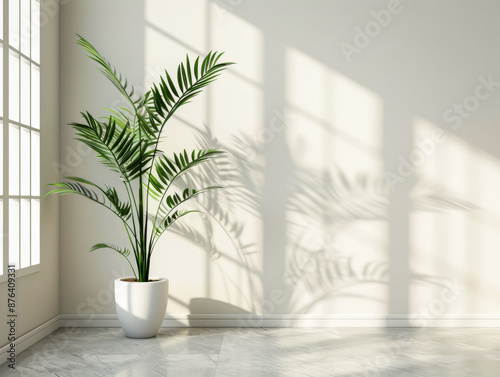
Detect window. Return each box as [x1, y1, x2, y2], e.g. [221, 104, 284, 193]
[1, 0, 40, 277]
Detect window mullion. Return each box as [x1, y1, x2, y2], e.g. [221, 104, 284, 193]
[3, 0, 9, 277]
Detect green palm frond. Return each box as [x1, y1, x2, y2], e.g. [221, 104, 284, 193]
[161, 210, 200, 231]
[148, 148, 225, 241]
[149, 149, 225, 200]
[151, 209, 201, 249]
[147, 52, 234, 133]
[47, 177, 132, 222]
[46, 181, 99, 199]
[77, 36, 140, 107]
[90, 242, 131, 257]
[102, 186, 132, 220]
[148, 209, 201, 256]
[78, 36, 158, 139]
[153, 186, 222, 239]
[71, 112, 155, 181]
[90, 243, 137, 280]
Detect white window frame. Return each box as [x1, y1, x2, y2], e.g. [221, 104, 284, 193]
[0, 0, 40, 282]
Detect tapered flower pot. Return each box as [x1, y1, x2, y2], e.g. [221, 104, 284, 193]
[114, 277, 169, 338]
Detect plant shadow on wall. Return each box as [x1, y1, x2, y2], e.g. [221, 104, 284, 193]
[163, 125, 476, 317]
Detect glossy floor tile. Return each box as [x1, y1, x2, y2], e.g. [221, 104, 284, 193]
[1, 327, 500, 376]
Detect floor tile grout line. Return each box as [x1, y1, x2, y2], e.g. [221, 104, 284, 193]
[212, 332, 225, 377]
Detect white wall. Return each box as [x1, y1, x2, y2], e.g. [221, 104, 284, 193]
[59, 0, 500, 321]
[0, 0, 59, 347]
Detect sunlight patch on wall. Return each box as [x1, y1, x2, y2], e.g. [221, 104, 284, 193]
[410, 117, 500, 314]
[210, 6, 264, 85]
[145, 0, 206, 53]
[284, 47, 388, 315]
[211, 76, 264, 138]
[209, 8, 264, 139]
[285, 47, 383, 173]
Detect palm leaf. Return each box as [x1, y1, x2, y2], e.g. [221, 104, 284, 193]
[71, 112, 155, 181]
[78, 35, 157, 139]
[153, 209, 201, 238]
[149, 149, 225, 200]
[153, 186, 222, 239]
[90, 243, 137, 280]
[90, 242, 131, 258]
[77, 36, 139, 107]
[147, 52, 234, 137]
[46, 179, 132, 222]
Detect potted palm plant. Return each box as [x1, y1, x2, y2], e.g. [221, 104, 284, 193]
[48, 36, 233, 338]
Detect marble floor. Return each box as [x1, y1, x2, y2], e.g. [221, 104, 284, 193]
[0, 327, 499, 376]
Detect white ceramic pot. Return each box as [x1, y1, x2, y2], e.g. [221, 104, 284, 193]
[114, 277, 169, 338]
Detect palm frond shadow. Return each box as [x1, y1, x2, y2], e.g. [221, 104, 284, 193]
[169, 126, 261, 258]
[165, 125, 477, 312]
[284, 162, 476, 311]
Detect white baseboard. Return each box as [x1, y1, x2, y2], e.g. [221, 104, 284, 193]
[58, 313, 500, 328]
[0, 315, 59, 366]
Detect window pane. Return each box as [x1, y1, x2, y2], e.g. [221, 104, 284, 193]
[21, 57, 30, 125]
[20, 0, 30, 56]
[31, 0, 40, 63]
[8, 198, 19, 269]
[31, 130, 39, 195]
[9, 0, 19, 49]
[9, 124, 19, 195]
[9, 50, 19, 122]
[20, 127, 30, 195]
[20, 198, 30, 268]
[31, 64, 39, 129]
[31, 198, 39, 265]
